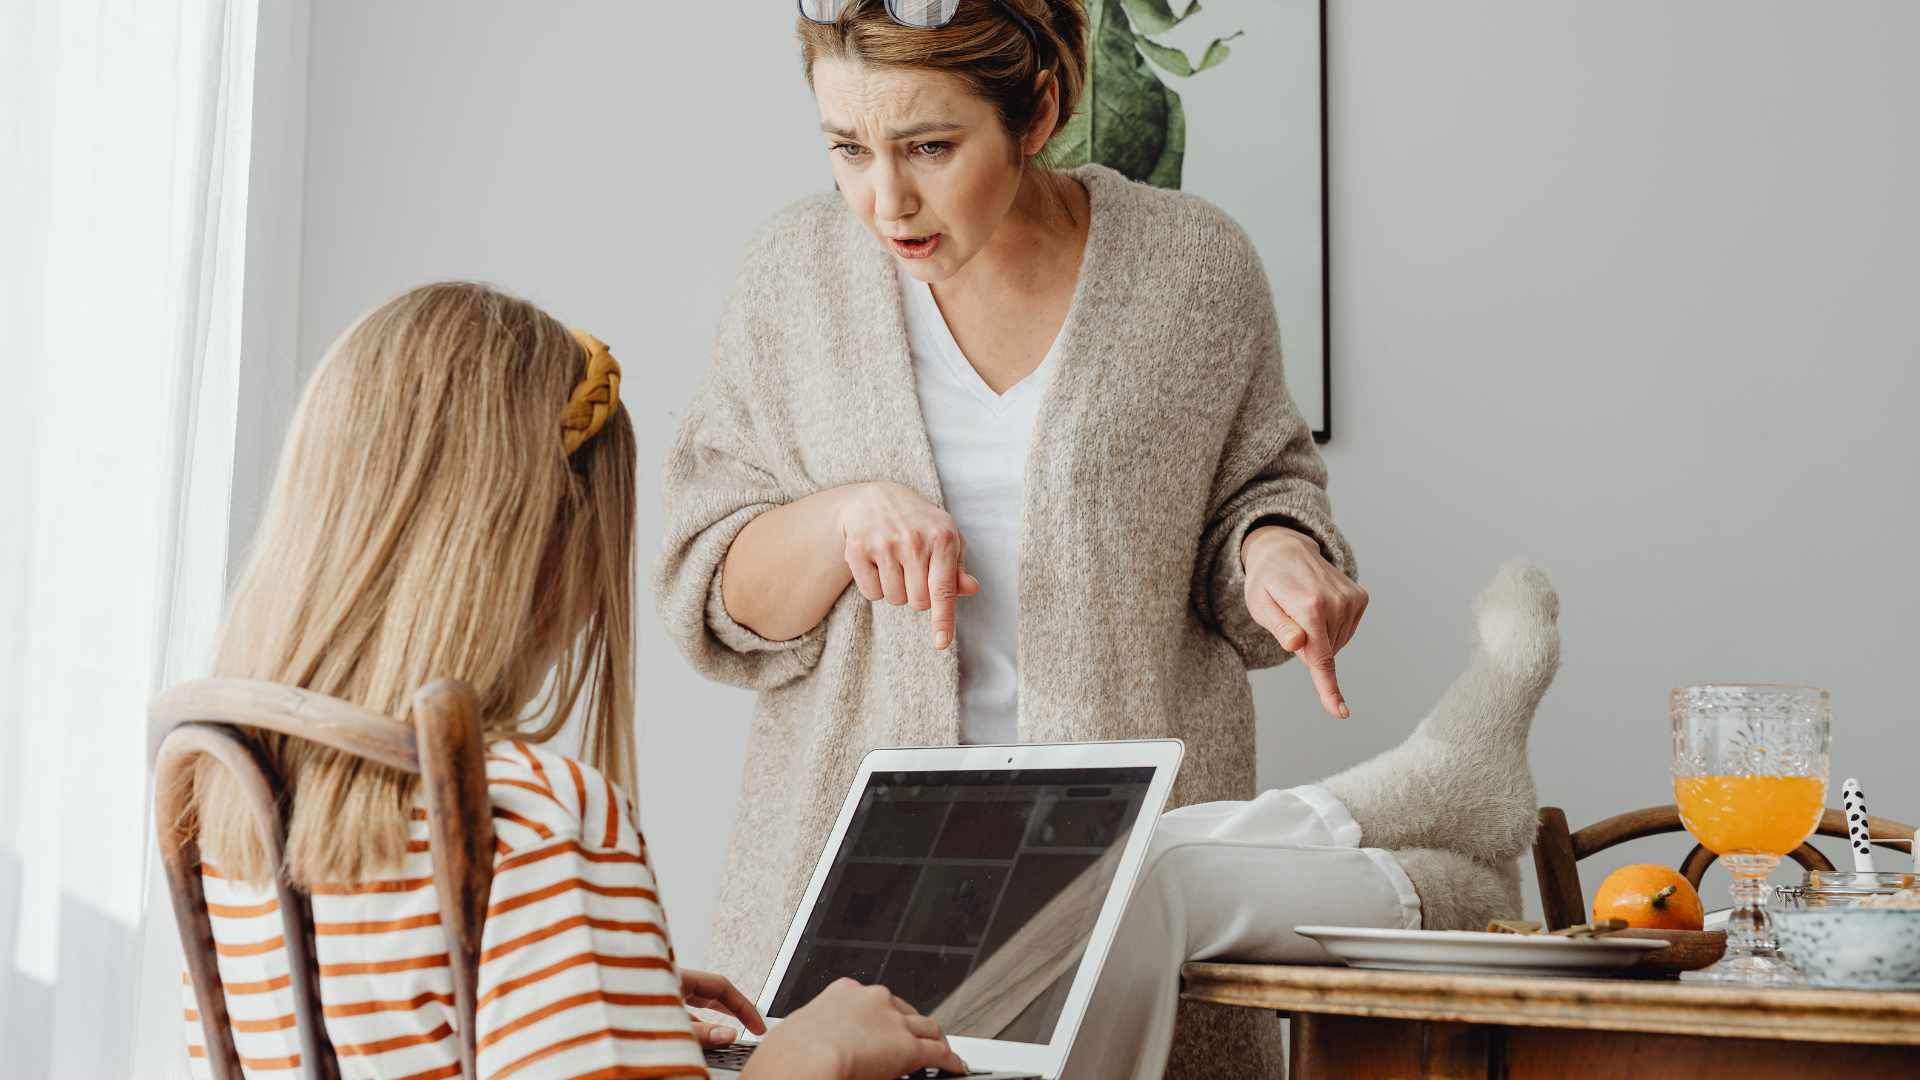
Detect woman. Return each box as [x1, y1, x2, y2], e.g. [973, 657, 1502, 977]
[655, 0, 1367, 1072]
[178, 282, 967, 1079]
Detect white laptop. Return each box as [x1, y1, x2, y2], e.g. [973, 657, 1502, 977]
[705, 739, 1185, 1079]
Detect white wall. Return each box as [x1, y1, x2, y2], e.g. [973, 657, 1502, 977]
[228, 0, 312, 558]
[291, 0, 1920, 967]
[1295, 0, 1920, 909]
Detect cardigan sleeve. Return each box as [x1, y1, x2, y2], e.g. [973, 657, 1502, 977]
[1190, 273, 1357, 671]
[651, 246, 829, 691]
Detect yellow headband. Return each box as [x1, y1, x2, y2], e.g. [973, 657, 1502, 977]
[562, 329, 622, 455]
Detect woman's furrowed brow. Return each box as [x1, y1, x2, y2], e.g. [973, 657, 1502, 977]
[820, 119, 965, 141]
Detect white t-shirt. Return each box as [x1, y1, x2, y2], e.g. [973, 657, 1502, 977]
[899, 264, 1063, 745]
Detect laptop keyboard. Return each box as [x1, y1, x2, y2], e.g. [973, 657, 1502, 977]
[703, 1043, 991, 1077]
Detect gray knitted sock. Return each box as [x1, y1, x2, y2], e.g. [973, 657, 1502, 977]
[1322, 561, 1561, 867]
[1395, 848, 1523, 930]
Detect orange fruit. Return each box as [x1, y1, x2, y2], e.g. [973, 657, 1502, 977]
[1593, 864, 1704, 931]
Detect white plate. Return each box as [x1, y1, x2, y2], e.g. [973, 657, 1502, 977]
[1294, 925, 1670, 978]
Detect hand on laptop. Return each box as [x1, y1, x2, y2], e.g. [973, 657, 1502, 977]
[681, 967, 766, 1046]
[745, 977, 968, 1080]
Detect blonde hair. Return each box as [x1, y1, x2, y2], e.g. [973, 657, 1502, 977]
[192, 281, 637, 887]
[799, 0, 1090, 221]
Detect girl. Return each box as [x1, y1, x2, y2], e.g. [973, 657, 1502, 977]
[176, 281, 965, 1079]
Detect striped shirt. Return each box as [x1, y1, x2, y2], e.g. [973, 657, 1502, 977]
[183, 741, 707, 1079]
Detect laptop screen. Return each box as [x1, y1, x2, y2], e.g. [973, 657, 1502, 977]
[765, 766, 1156, 1045]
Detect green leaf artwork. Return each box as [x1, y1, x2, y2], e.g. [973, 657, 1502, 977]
[1048, 0, 1242, 189]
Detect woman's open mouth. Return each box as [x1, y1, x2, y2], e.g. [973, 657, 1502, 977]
[889, 233, 941, 259]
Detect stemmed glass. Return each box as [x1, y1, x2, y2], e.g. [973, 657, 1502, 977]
[1671, 684, 1831, 985]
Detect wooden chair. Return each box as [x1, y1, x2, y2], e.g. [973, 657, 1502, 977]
[152, 678, 497, 1080]
[1534, 803, 1916, 930]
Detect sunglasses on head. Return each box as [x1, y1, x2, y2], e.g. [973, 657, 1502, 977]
[797, 0, 1039, 41]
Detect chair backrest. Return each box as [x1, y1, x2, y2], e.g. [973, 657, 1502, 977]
[1533, 803, 1916, 930]
[152, 678, 497, 1080]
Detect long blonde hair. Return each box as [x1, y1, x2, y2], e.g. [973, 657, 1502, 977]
[192, 281, 637, 887]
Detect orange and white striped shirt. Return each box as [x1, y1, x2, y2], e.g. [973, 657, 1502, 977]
[183, 741, 707, 1079]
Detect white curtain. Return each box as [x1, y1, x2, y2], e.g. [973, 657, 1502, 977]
[0, 1, 259, 1075]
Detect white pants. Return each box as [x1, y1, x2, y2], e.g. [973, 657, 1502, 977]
[1060, 785, 1423, 1080]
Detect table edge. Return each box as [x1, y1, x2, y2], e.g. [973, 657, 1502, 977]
[1180, 962, 1920, 1045]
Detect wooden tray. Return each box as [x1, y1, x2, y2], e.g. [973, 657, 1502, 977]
[1613, 929, 1725, 977]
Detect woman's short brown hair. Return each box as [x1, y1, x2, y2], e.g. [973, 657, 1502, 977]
[799, 1, 1089, 182]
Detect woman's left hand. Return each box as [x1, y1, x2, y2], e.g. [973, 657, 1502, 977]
[682, 967, 767, 1047]
[1242, 525, 1369, 720]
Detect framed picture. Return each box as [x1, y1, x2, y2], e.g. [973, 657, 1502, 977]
[1051, 0, 1331, 441]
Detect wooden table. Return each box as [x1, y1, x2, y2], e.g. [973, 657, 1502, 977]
[1181, 962, 1920, 1078]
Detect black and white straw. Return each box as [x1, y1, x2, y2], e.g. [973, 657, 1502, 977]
[1842, 777, 1875, 873]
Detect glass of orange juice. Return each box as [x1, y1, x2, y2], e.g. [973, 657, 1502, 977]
[1672, 684, 1830, 985]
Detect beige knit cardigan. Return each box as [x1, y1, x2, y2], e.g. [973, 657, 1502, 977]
[654, 163, 1354, 1054]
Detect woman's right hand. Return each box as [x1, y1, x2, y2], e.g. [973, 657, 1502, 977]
[837, 481, 980, 651]
[742, 978, 968, 1080]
